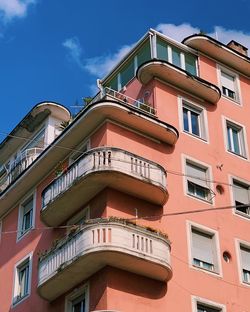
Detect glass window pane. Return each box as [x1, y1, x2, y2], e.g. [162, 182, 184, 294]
[191, 111, 200, 136]
[232, 128, 240, 154]
[107, 76, 118, 91]
[156, 38, 168, 61]
[120, 60, 134, 87]
[185, 53, 197, 75]
[227, 126, 232, 151]
[137, 41, 151, 67]
[172, 47, 181, 67]
[183, 108, 189, 132]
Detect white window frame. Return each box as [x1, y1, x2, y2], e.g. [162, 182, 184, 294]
[69, 139, 90, 166]
[236, 239, 250, 286]
[218, 65, 240, 103]
[183, 156, 213, 204]
[192, 296, 226, 312]
[179, 97, 208, 141]
[230, 176, 250, 219]
[65, 284, 89, 312]
[167, 45, 198, 74]
[17, 192, 36, 241]
[223, 117, 247, 159]
[12, 253, 32, 306]
[187, 221, 222, 276]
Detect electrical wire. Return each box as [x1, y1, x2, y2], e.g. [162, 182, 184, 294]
[0, 130, 247, 192]
[0, 203, 249, 235]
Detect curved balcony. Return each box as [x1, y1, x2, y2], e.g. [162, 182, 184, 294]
[0, 147, 44, 192]
[38, 219, 172, 301]
[88, 98, 178, 145]
[137, 60, 221, 104]
[183, 34, 250, 77]
[41, 147, 167, 226]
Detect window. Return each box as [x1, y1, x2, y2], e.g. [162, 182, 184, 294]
[220, 70, 238, 101]
[13, 255, 32, 305]
[156, 37, 197, 75]
[186, 160, 212, 202]
[240, 244, 250, 284]
[191, 227, 218, 272]
[18, 195, 34, 239]
[182, 102, 206, 139]
[105, 41, 151, 91]
[232, 179, 250, 217]
[65, 285, 88, 312]
[226, 121, 246, 157]
[71, 295, 86, 312]
[197, 303, 222, 312]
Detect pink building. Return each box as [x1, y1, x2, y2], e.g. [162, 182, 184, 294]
[0, 29, 250, 312]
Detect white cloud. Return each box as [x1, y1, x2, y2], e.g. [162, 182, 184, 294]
[211, 26, 250, 50]
[84, 44, 133, 77]
[156, 23, 250, 50]
[63, 36, 134, 78]
[0, 0, 36, 21]
[63, 37, 84, 69]
[64, 24, 250, 87]
[156, 23, 200, 43]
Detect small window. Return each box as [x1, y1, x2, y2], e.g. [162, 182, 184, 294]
[232, 179, 250, 217]
[13, 256, 31, 305]
[197, 303, 222, 312]
[71, 294, 86, 312]
[186, 160, 212, 202]
[226, 121, 246, 157]
[220, 70, 239, 101]
[18, 195, 34, 239]
[65, 284, 88, 312]
[191, 227, 218, 272]
[172, 46, 181, 68]
[182, 102, 206, 140]
[240, 244, 250, 284]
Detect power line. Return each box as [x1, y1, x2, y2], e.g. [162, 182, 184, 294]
[0, 131, 247, 192]
[0, 203, 249, 235]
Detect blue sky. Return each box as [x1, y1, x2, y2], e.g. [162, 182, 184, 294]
[1, 0, 250, 139]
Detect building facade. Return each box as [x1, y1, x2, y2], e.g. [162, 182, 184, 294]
[0, 29, 250, 311]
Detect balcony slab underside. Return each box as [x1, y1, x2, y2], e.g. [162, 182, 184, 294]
[0, 101, 176, 217]
[38, 222, 172, 301]
[38, 248, 171, 301]
[183, 35, 250, 77]
[137, 60, 221, 104]
[41, 169, 167, 227]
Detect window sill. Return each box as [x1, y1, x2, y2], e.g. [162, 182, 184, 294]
[16, 227, 33, 242]
[227, 150, 247, 161]
[192, 264, 221, 277]
[187, 192, 213, 205]
[234, 210, 250, 220]
[222, 94, 241, 105]
[12, 293, 29, 307]
[183, 130, 207, 143]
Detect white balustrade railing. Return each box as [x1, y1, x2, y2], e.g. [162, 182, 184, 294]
[89, 87, 156, 115]
[38, 220, 171, 286]
[41, 147, 166, 209]
[0, 147, 44, 192]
